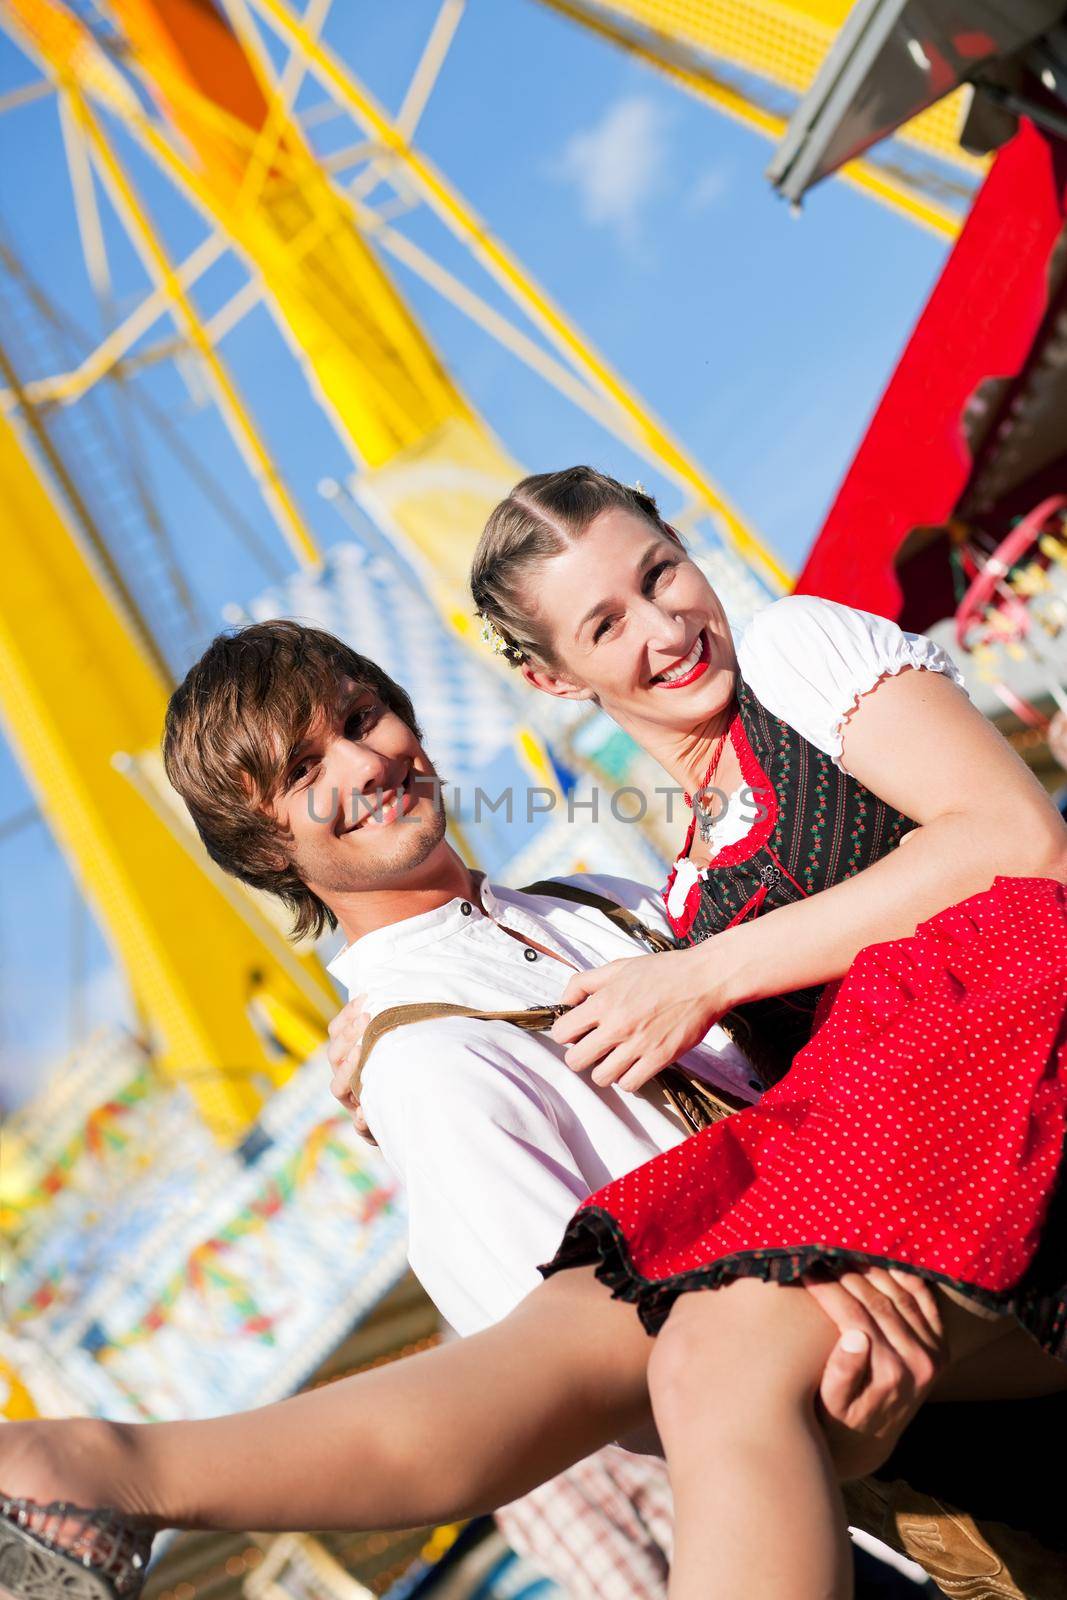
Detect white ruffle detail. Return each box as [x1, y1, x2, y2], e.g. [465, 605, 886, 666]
[827, 657, 954, 770]
[736, 595, 966, 775]
[666, 857, 703, 921]
[667, 784, 761, 920]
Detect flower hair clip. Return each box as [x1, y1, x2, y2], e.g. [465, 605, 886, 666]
[479, 612, 527, 665]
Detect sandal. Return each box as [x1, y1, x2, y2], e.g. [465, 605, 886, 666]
[0, 1496, 154, 1600]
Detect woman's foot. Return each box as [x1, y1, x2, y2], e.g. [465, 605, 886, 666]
[0, 1421, 157, 1600]
[0, 1495, 154, 1600]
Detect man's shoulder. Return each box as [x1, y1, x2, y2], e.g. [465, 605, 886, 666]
[359, 1014, 565, 1181]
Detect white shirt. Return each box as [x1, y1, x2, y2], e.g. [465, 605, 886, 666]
[327, 874, 760, 1336]
[737, 593, 965, 771]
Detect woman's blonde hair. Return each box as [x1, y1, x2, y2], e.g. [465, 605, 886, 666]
[471, 466, 680, 668]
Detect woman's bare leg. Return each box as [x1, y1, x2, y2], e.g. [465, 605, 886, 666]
[649, 1279, 853, 1600]
[648, 1274, 1067, 1600]
[0, 1270, 652, 1535]
[927, 1302, 1067, 1403]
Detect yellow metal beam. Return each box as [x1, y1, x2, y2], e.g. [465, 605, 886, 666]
[229, 0, 333, 219]
[537, 0, 964, 240]
[111, 0, 474, 464]
[0, 404, 337, 1143]
[64, 87, 322, 570]
[248, 0, 792, 591]
[549, 0, 984, 177]
[93, 0, 560, 614]
[6, 0, 790, 592]
[109, 0, 785, 589]
[2, 0, 506, 615]
[187, 208, 626, 437]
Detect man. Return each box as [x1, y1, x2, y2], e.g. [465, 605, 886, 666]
[163, 619, 944, 1598]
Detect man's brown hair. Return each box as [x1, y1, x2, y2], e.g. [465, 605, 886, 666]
[163, 619, 421, 940]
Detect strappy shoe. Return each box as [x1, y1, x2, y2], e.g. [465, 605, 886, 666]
[0, 1496, 154, 1600]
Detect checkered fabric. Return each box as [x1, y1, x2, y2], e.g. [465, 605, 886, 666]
[495, 1447, 672, 1600]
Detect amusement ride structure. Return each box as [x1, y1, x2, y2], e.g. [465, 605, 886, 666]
[1, 2, 1061, 1595]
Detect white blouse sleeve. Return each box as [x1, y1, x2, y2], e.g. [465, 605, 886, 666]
[736, 594, 966, 774]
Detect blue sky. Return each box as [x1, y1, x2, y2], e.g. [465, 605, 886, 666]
[0, 0, 962, 1105]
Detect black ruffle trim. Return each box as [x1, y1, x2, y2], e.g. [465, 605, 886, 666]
[539, 1206, 1067, 1356]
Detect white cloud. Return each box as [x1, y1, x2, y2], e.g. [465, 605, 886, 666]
[687, 165, 732, 213]
[552, 94, 670, 244]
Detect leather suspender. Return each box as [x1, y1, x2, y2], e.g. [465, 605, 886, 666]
[347, 882, 763, 1135]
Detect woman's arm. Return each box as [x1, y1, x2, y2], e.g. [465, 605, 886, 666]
[555, 668, 1067, 1089]
[713, 666, 1067, 1007]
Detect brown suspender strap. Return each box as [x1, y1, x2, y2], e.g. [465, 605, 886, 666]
[348, 878, 761, 1133]
[353, 1002, 566, 1101]
[517, 880, 676, 953]
[658, 1066, 746, 1131]
[352, 1000, 743, 1135]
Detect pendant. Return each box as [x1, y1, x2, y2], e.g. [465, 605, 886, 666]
[694, 804, 717, 845]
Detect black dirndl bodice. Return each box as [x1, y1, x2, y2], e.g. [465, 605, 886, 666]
[663, 674, 916, 1075]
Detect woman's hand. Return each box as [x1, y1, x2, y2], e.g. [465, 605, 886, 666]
[552, 948, 726, 1091]
[805, 1268, 946, 1481]
[326, 996, 373, 1139]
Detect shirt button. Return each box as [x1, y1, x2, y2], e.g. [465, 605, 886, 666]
[460, 901, 472, 916]
[523, 947, 538, 961]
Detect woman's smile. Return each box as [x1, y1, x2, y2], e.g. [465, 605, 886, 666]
[649, 628, 711, 689]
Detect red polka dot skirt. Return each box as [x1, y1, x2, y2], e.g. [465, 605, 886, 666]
[541, 876, 1067, 1353]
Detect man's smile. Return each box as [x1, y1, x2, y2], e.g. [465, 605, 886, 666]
[340, 765, 419, 833]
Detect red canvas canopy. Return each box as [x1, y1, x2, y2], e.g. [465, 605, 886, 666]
[794, 118, 1067, 631]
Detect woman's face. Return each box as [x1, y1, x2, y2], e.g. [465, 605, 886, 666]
[520, 507, 738, 733]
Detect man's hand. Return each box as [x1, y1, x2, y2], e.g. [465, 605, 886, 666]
[326, 996, 373, 1139]
[807, 1266, 947, 1480]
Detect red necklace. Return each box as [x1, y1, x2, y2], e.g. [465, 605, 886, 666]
[683, 713, 735, 843]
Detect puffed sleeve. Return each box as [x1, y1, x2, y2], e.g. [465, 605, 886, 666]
[736, 594, 966, 773]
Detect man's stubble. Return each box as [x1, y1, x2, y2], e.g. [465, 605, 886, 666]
[290, 786, 450, 897]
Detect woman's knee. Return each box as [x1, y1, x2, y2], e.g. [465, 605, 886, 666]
[648, 1281, 766, 1426]
[648, 1279, 836, 1435]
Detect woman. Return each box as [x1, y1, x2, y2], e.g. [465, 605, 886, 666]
[468, 466, 1067, 1091]
[4, 471, 1067, 1600]
[467, 465, 1067, 1591]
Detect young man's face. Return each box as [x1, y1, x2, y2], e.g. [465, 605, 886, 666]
[268, 676, 447, 897]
